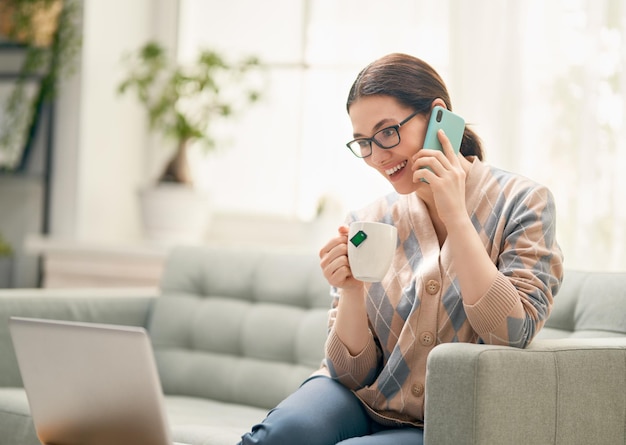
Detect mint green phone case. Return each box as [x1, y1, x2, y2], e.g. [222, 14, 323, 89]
[422, 106, 465, 154]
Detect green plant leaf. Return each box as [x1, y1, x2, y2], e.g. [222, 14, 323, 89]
[116, 40, 266, 183]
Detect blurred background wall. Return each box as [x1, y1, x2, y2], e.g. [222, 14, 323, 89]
[2, 0, 625, 287]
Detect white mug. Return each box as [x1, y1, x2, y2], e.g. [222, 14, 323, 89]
[347, 221, 397, 282]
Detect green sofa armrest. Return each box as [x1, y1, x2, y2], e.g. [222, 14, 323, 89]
[424, 338, 626, 445]
[0, 289, 157, 387]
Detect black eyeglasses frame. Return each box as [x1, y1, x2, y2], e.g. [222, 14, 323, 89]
[345, 109, 421, 158]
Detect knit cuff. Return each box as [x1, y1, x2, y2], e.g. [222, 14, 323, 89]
[325, 329, 378, 383]
[463, 273, 520, 336]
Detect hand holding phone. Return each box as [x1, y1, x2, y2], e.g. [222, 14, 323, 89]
[422, 106, 465, 154]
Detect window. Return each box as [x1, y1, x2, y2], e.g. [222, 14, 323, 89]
[179, 0, 626, 271]
[178, 0, 450, 220]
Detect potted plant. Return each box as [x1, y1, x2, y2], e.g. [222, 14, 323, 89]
[0, 0, 81, 170]
[117, 41, 263, 243]
[0, 233, 13, 288]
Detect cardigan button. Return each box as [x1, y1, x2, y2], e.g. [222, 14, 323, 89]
[420, 331, 435, 346]
[411, 383, 424, 397]
[425, 279, 440, 295]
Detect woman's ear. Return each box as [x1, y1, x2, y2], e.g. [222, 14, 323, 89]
[430, 98, 447, 110]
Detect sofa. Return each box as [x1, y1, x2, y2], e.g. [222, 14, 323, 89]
[0, 245, 625, 445]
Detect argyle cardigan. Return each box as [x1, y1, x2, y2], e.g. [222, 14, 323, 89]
[319, 158, 564, 427]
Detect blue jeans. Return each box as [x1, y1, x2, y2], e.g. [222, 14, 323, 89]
[238, 376, 424, 445]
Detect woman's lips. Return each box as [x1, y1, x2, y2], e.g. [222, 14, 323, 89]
[385, 160, 408, 176]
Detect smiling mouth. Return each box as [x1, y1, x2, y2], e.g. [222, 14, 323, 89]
[385, 160, 407, 176]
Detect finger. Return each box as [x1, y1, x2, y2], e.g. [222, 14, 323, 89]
[413, 166, 436, 184]
[320, 237, 350, 275]
[323, 252, 354, 286]
[437, 129, 460, 165]
[413, 145, 448, 164]
[319, 238, 339, 259]
[437, 129, 452, 155]
[319, 226, 350, 258]
[412, 153, 447, 179]
[320, 240, 345, 267]
[328, 254, 350, 278]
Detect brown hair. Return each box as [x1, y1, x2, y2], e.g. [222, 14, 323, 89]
[346, 53, 483, 160]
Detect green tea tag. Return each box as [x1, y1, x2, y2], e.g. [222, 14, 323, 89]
[350, 230, 367, 247]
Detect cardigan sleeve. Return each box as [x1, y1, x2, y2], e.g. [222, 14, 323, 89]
[463, 184, 564, 348]
[322, 289, 383, 389]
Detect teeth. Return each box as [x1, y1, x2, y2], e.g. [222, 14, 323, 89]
[385, 160, 407, 176]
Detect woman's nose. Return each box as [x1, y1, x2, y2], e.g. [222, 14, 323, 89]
[369, 144, 391, 165]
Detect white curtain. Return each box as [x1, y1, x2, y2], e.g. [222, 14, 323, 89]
[449, 0, 626, 271]
[180, 0, 626, 271]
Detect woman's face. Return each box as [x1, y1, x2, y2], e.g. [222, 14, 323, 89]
[348, 95, 428, 195]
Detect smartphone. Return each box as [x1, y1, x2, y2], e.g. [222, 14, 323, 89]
[422, 106, 465, 154]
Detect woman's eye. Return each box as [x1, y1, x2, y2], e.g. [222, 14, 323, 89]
[380, 128, 396, 139]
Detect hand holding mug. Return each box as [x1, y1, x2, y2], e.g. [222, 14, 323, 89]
[347, 222, 397, 282]
[320, 221, 397, 287]
[319, 226, 361, 289]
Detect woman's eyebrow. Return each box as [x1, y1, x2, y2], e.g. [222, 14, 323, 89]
[353, 118, 396, 138]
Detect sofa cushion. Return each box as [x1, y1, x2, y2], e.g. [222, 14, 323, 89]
[149, 246, 331, 410]
[165, 395, 267, 445]
[0, 388, 39, 445]
[540, 269, 626, 338]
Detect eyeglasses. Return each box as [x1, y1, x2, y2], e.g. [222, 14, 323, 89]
[346, 110, 421, 158]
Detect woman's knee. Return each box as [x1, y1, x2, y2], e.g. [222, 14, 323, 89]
[239, 376, 370, 445]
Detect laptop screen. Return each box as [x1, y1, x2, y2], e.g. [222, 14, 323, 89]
[9, 317, 173, 445]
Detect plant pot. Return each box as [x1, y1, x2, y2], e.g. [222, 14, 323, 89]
[0, 0, 63, 47]
[139, 184, 211, 245]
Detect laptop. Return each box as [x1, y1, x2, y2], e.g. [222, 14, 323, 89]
[9, 316, 184, 445]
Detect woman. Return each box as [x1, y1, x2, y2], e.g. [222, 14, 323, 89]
[239, 53, 563, 445]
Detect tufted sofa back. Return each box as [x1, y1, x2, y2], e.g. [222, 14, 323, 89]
[148, 246, 331, 410]
[538, 269, 626, 339]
